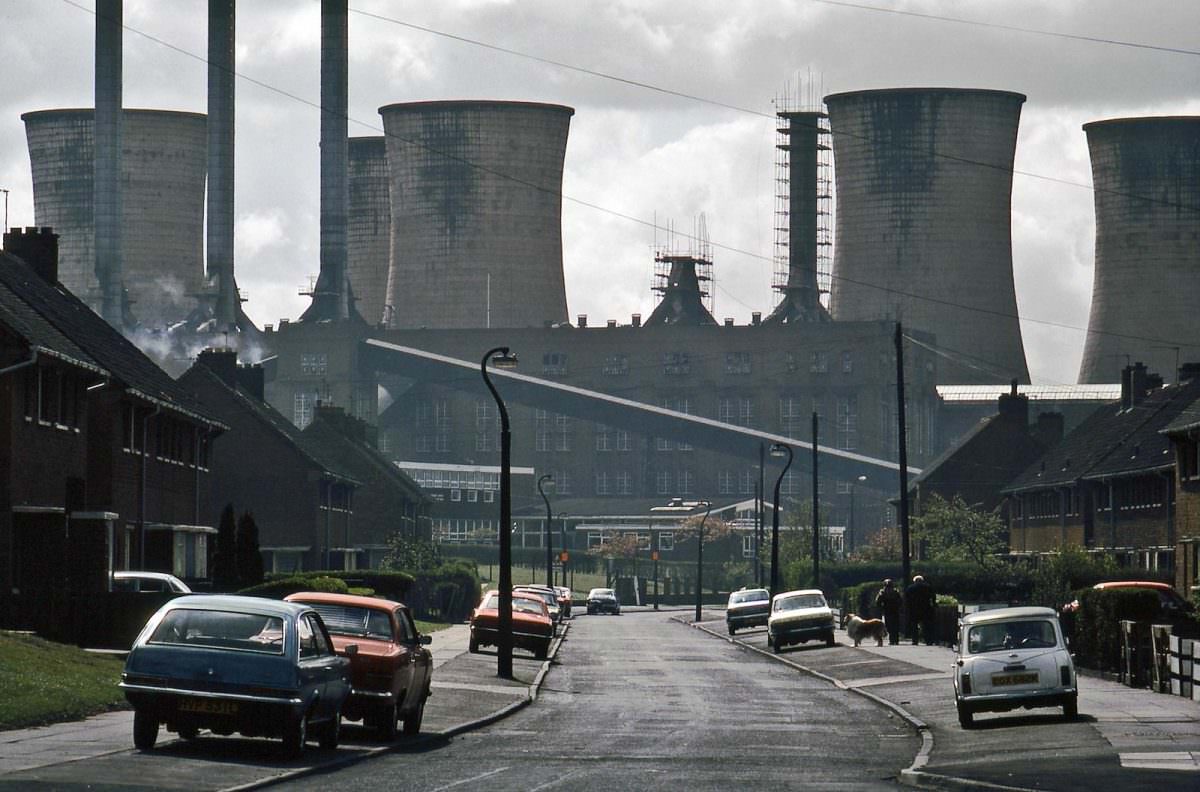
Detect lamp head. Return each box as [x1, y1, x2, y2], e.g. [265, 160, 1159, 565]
[857, 474, 868, 483]
[491, 348, 518, 370]
[769, 443, 789, 458]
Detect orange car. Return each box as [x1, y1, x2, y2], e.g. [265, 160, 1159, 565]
[469, 590, 553, 659]
[285, 592, 432, 739]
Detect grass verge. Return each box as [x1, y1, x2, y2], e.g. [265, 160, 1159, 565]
[415, 620, 452, 634]
[0, 631, 128, 731]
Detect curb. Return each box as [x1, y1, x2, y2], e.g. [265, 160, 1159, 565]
[676, 616, 1037, 792]
[222, 622, 569, 791]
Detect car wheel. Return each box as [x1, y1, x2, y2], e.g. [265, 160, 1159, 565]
[728, 624, 736, 636]
[377, 701, 399, 741]
[1063, 694, 1078, 721]
[769, 635, 778, 653]
[402, 698, 425, 736]
[535, 641, 550, 660]
[957, 701, 974, 729]
[825, 631, 836, 647]
[133, 711, 158, 750]
[468, 634, 479, 653]
[282, 712, 308, 757]
[318, 709, 341, 751]
[177, 725, 199, 741]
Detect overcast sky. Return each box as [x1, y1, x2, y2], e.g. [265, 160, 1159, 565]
[1, 0, 1197, 384]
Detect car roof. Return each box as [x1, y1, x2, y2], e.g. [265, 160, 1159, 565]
[1093, 581, 1174, 592]
[772, 588, 824, 601]
[161, 594, 309, 618]
[284, 591, 405, 610]
[960, 606, 1059, 625]
[113, 571, 181, 581]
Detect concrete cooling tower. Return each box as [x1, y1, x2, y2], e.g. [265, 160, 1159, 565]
[22, 109, 207, 328]
[1077, 117, 1200, 384]
[348, 136, 390, 326]
[825, 88, 1030, 385]
[379, 100, 573, 329]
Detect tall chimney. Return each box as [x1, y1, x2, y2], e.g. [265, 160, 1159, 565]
[94, 0, 124, 327]
[301, 0, 360, 322]
[207, 0, 239, 330]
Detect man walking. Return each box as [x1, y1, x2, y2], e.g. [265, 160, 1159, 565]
[904, 574, 936, 645]
[875, 578, 902, 645]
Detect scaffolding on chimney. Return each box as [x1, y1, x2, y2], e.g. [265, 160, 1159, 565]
[772, 75, 832, 308]
[652, 214, 714, 314]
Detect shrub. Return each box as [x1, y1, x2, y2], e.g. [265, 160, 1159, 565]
[1072, 587, 1161, 671]
[240, 575, 349, 599]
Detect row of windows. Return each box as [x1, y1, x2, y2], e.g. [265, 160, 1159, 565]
[23, 365, 83, 429]
[406, 469, 501, 491]
[121, 404, 211, 468]
[435, 518, 498, 543]
[1017, 478, 1168, 520]
[586, 531, 674, 551]
[448, 488, 496, 503]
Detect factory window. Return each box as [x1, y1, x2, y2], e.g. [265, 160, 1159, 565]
[467, 489, 478, 503]
[810, 351, 828, 373]
[535, 408, 550, 452]
[841, 351, 853, 373]
[738, 469, 754, 495]
[836, 479, 853, 495]
[554, 471, 572, 495]
[658, 397, 692, 450]
[475, 401, 496, 452]
[780, 469, 800, 496]
[483, 490, 494, 503]
[615, 470, 632, 495]
[836, 396, 858, 451]
[718, 470, 733, 495]
[595, 471, 610, 496]
[742, 535, 755, 559]
[294, 392, 316, 429]
[595, 424, 611, 452]
[663, 352, 690, 376]
[434, 399, 451, 453]
[659, 532, 675, 551]
[724, 352, 752, 375]
[300, 353, 327, 377]
[785, 352, 799, 373]
[677, 469, 693, 495]
[450, 489, 461, 502]
[555, 414, 571, 452]
[779, 396, 804, 437]
[542, 352, 568, 377]
[719, 397, 753, 428]
[615, 429, 631, 451]
[603, 354, 629, 376]
[655, 470, 672, 495]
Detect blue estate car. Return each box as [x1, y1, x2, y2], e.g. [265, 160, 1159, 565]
[120, 595, 352, 756]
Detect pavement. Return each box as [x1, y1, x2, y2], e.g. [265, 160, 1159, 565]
[0, 620, 567, 790]
[685, 608, 1200, 791]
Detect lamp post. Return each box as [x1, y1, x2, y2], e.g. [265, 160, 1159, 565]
[849, 474, 867, 555]
[651, 498, 710, 622]
[538, 474, 554, 588]
[559, 514, 569, 590]
[481, 346, 518, 679]
[769, 443, 793, 595]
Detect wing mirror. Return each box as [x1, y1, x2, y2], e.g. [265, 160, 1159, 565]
[344, 644, 359, 657]
[419, 634, 432, 646]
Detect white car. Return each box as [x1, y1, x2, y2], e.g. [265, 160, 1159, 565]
[953, 606, 1077, 729]
[767, 589, 835, 652]
[111, 571, 191, 594]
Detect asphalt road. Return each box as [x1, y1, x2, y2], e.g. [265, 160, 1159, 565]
[285, 609, 919, 791]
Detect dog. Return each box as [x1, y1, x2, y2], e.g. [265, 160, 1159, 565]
[846, 613, 888, 647]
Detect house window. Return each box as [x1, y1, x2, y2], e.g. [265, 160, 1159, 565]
[663, 352, 690, 376]
[724, 351, 752, 375]
[810, 351, 828, 373]
[542, 352, 568, 377]
[603, 354, 629, 376]
[841, 351, 853, 373]
[655, 470, 672, 495]
[742, 535, 755, 559]
[615, 429, 630, 451]
[294, 391, 316, 429]
[658, 532, 675, 551]
[300, 353, 327, 376]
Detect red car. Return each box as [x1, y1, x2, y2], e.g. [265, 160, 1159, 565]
[469, 590, 553, 659]
[285, 592, 432, 739]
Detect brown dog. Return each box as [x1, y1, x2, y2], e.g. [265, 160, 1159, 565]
[846, 613, 888, 647]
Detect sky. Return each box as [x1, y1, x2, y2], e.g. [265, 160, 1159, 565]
[0, 0, 1197, 384]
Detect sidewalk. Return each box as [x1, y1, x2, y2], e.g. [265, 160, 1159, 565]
[0, 621, 565, 789]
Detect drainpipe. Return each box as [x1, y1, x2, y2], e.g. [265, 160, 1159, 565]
[139, 405, 162, 569]
[323, 477, 332, 570]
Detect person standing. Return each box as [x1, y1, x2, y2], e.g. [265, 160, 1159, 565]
[904, 574, 936, 645]
[875, 578, 902, 645]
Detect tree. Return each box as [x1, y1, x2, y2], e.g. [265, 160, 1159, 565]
[236, 511, 265, 588]
[211, 504, 238, 591]
[384, 535, 442, 572]
[911, 494, 1006, 569]
[855, 523, 902, 562]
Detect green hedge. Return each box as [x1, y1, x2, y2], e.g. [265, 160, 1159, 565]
[403, 560, 481, 623]
[239, 574, 351, 599]
[1071, 588, 1161, 671]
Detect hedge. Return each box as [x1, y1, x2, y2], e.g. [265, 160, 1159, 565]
[1071, 587, 1161, 671]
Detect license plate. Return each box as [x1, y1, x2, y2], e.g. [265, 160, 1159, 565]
[991, 672, 1038, 687]
[178, 698, 237, 715]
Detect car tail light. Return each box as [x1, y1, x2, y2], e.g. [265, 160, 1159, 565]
[1060, 665, 1072, 686]
[960, 672, 972, 695]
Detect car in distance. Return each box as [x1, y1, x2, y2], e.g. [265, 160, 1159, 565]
[285, 592, 433, 739]
[726, 587, 770, 635]
[469, 591, 554, 659]
[112, 571, 191, 594]
[586, 587, 621, 615]
[553, 585, 573, 618]
[120, 594, 351, 756]
[514, 585, 563, 627]
[953, 606, 1077, 729]
[767, 589, 835, 652]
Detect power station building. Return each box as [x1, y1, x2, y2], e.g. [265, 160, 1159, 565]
[1076, 117, 1200, 384]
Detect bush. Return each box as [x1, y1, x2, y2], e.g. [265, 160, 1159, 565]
[1072, 587, 1161, 671]
[240, 575, 350, 599]
[238, 570, 415, 602]
[403, 560, 481, 622]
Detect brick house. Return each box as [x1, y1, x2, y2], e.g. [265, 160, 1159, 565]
[0, 229, 223, 630]
[1159, 368, 1200, 596]
[1004, 363, 1200, 571]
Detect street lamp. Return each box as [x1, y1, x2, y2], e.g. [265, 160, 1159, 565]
[849, 474, 867, 554]
[769, 443, 793, 595]
[538, 474, 555, 588]
[481, 346, 517, 679]
[651, 498, 711, 622]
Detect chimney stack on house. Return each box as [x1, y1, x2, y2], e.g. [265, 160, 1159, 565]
[3, 227, 60, 284]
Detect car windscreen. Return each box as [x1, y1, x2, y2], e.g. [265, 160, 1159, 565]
[590, 590, 615, 598]
[305, 603, 393, 640]
[149, 609, 285, 654]
[774, 594, 826, 611]
[480, 594, 545, 616]
[967, 619, 1057, 653]
[515, 590, 556, 607]
[730, 590, 769, 604]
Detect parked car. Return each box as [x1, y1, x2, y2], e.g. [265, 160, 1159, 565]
[953, 606, 1077, 729]
[111, 571, 191, 594]
[284, 592, 432, 739]
[120, 594, 351, 756]
[767, 589, 835, 652]
[514, 585, 563, 626]
[586, 587, 621, 615]
[1063, 580, 1193, 615]
[469, 591, 554, 659]
[553, 585, 573, 618]
[726, 587, 770, 635]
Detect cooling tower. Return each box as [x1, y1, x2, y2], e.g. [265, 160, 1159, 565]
[1077, 117, 1200, 384]
[347, 136, 390, 325]
[378, 100, 573, 329]
[825, 88, 1030, 385]
[22, 109, 207, 327]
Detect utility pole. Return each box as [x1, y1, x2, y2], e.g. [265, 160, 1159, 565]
[895, 322, 911, 585]
[811, 412, 820, 588]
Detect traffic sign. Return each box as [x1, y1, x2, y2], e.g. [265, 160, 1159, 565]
[559, 551, 569, 562]
[651, 551, 659, 561]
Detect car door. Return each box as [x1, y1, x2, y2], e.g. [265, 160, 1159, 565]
[393, 608, 421, 710]
[310, 614, 349, 716]
[297, 613, 337, 719]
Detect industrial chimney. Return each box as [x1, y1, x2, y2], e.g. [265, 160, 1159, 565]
[1076, 117, 1200, 384]
[347, 136, 390, 325]
[94, 0, 125, 327]
[207, 0, 239, 331]
[825, 88, 1030, 385]
[300, 0, 361, 323]
[378, 100, 573, 329]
